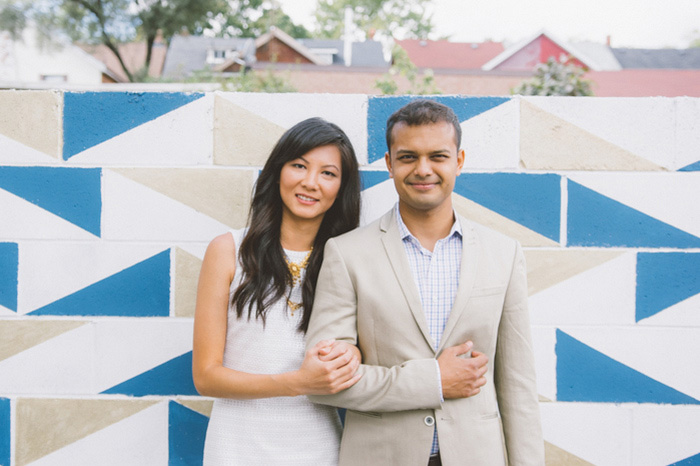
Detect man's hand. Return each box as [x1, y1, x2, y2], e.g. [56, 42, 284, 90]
[438, 341, 488, 399]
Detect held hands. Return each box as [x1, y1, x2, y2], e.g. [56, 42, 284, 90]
[438, 341, 488, 399]
[292, 339, 361, 396]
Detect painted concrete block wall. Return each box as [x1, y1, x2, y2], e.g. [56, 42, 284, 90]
[0, 91, 698, 466]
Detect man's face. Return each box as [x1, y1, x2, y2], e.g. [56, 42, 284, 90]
[385, 121, 465, 216]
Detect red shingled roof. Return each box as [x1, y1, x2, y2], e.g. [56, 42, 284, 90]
[396, 39, 504, 70]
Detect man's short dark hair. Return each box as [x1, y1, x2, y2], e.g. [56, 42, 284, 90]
[385, 99, 462, 152]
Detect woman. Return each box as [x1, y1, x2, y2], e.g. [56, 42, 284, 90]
[193, 117, 362, 465]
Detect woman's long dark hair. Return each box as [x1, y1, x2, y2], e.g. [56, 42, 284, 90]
[231, 117, 361, 332]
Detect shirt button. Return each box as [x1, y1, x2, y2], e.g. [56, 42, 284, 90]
[424, 415, 435, 426]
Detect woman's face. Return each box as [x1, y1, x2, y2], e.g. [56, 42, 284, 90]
[279, 144, 343, 226]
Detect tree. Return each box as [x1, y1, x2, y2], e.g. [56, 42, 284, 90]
[313, 0, 434, 41]
[688, 29, 700, 48]
[1, 0, 236, 81]
[213, 0, 309, 39]
[511, 55, 594, 96]
[375, 45, 440, 95]
[243, 6, 310, 39]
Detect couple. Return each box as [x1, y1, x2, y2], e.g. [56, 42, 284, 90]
[192, 100, 544, 466]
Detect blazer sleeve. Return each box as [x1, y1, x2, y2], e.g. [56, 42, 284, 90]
[494, 241, 545, 465]
[306, 238, 443, 412]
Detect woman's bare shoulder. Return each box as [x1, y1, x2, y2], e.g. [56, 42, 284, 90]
[203, 231, 238, 275]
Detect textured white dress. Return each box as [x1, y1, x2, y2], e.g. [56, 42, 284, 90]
[202, 229, 342, 466]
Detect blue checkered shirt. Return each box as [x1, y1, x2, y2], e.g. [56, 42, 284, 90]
[395, 204, 463, 455]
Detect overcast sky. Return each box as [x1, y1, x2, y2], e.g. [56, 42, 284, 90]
[279, 0, 700, 48]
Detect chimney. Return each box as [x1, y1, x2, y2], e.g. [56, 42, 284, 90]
[606, 35, 611, 47]
[343, 7, 353, 66]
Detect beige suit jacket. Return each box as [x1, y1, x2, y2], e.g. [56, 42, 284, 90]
[307, 209, 544, 466]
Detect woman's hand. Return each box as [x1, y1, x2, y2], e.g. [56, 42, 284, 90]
[288, 339, 361, 396]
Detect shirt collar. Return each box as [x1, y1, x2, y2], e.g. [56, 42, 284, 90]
[394, 203, 463, 243]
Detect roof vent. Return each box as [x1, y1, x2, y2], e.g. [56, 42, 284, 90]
[470, 43, 478, 49]
[419, 40, 427, 46]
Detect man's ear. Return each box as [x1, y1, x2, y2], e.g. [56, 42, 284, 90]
[384, 152, 393, 178]
[456, 148, 465, 173]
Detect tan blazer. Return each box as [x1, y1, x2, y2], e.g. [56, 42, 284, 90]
[306, 209, 544, 466]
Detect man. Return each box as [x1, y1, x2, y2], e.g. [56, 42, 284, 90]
[307, 100, 544, 465]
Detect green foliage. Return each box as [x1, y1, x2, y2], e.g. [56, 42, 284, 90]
[182, 66, 296, 93]
[0, 1, 26, 39]
[0, 0, 308, 82]
[313, 0, 434, 40]
[375, 45, 441, 95]
[0, 0, 233, 81]
[214, 0, 308, 39]
[511, 56, 594, 96]
[689, 29, 700, 48]
[243, 6, 310, 39]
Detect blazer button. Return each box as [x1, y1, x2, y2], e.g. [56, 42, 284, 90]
[424, 415, 435, 426]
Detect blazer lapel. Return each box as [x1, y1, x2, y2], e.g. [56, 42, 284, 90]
[379, 210, 435, 351]
[438, 215, 480, 352]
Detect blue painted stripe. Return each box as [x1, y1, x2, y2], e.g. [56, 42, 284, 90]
[567, 180, 700, 248]
[360, 170, 391, 190]
[102, 352, 197, 396]
[367, 96, 510, 163]
[636, 252, 700, 322]
[556, 329, 699, 404]
[0, 243, 18, 311]
[30, 250, 170, 317]
[678, 160, 700, 172]
[455, 173, 561, 241]
[669, 452, 700, 465]
[0, 167, 101, 236]
[168, 401, 208, 466]
[63, 92, 204, 160]
[0, 398, 9, 466]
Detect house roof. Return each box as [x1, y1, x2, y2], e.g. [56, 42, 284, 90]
[161, 35, 255, 79]
[396, 39, 503, 70]
[79, 41, 167, 82]
[255, 27, 323, 65]
[161, 32, 387, 79]
[298, 39, 388, 67]
[482, 30, 620, 71]
[611, 48, 700, 69]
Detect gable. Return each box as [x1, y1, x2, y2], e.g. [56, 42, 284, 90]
[256, 37, 313, 64]
[495, 35, 587, 71]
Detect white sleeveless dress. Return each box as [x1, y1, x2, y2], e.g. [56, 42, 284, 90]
[202, 229, 342, 466]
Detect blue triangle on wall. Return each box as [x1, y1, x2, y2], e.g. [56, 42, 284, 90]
[678, 160, 700, 172]
[29, 250, 170, 316]
[168, 401, 209, 466]
[0, 167, 101, 236]
[636, 252, 700, 322]
[567, 180, 700, 248]
[63, 92, 204, 160]
[360, 170, 391, 190]
[0, 243, 18, 311]
[455, 173, 561, 241]
[669, 451, 700, 465]
[556, 329, 699, 404]
[0, 398, 9, 466]
[366, 96, 510, 163]
[102, 352, 197, 396]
